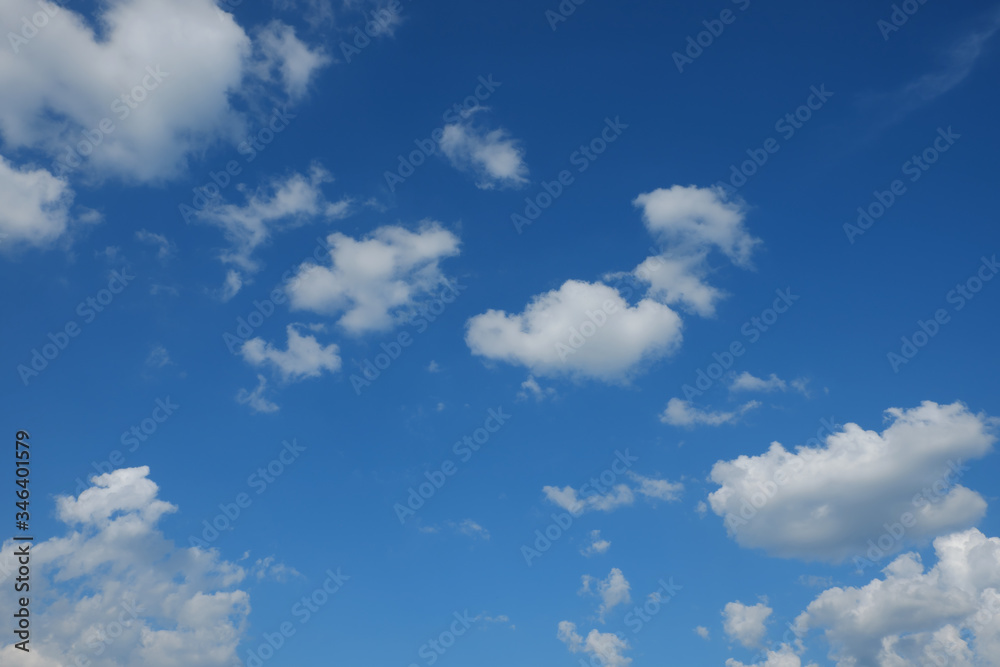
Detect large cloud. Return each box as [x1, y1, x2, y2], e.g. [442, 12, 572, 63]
[0, 0, 329, 246]
[288, 223, 461, 334]
[466, 279, 683, 381]
[708, 401, 996, 562]
[0, 467, 258, 665]
[795, 528, 1000, 666]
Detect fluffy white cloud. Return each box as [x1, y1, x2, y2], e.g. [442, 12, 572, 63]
[696, 625, 711, 639]
[0, 0, 330, 184]
[633, 185, 758, 266]
[724, 601, 773, 648]
[241, 324, 341, 381]
[708, 401, 996, 562]
[581, 530, 611, 556]
[796, 528, 1000, 667]
[0, 155, 91, 248]
[726, 644, 818, 667]
[558, 621, 631, 667]
[0, 467, 256, 665]
[544, 470, 681, 516]
[466, 279, 683, 381]
[440, 120, 528, 189]
[288, 222, 460, 334]
[630, 185, 759, 317]
[581, 568, 631, 621]
[193, 165, 351, 290]
[661, 398, 760, 427]
[251, 21, 330, 100]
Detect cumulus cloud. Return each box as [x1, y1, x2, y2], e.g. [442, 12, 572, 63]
[440, 120, 528, 189]
[543, 471, 681, 515]
[0, 155, 90, 248]
[581, 568, 632, 621]
[0, 0, 329, 184]
[517, 374, 556, 402]
[696, 625, 710, 639]
[0, 467, 253, 665]
[724, 601, 773, 648]
[729, 372, 809, 395]
[558, 621, 631, 667]
[796, 528, 1000, 667]
[660, 398, 761, 427]
[708, 401, 996, 562]
[288, 222, 460, 334]
[726, 643, 818, 667]
[241, 324, 341, 381]
[466, 279, 683, 382]
[135, 229, 174, 261]
[630, 185, 759, 317]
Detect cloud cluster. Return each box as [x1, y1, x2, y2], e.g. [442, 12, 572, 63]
[466, 185, 758, 382]
[440, 119, 528, 189]
[558, 621, 631, 667]
[660, 398, 761, 427]
[241, 324, 341, 381]
[723, 600, 773, 648]
[544, 471, 682, 515]
[0, 467, 257, 666]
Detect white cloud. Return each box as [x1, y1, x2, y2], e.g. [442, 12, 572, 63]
[241, 324, 341, 382]
[630, 185, 759, 317]
[558, 621, 631, 667]
[726, 644, 818, 667]
[251, 21, 330, 100]
[454, 519, 490, 541]
[696, 626, 710, 639]
[0, 0, 331, 185]
[466, 279, 683, 382]
[0, 155, 87, 248]
[517, 374, 555, 402]
[633, 185, 758, 266]
[193, 165, 350, 286]
[543, 471, 681, 516]
[581, 568, 631, 621]
[708, 401, 996, 562]
[731, 372, 787, 393]
[796, 528, 1000, 667]
[0, 467, 252, 665]
[145, 345, 172, 369]
[581, 530, 611, 556]
[440, 120, 528, 189]
[236, 374, 280, 413]
[288, 222, 460, 334]
[724, 600, 773, 648]
[220, 269, 244, 302]
[135, 229, 174, 261]
[660, 398, 761, 427]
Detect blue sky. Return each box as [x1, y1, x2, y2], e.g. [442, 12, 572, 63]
[2, 0, 1000, 665]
